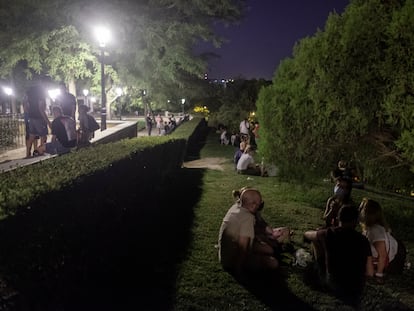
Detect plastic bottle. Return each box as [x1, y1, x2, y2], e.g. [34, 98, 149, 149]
[295, 248, 312, 267]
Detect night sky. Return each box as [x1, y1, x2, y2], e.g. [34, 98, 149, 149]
[198, 0, 350, 80]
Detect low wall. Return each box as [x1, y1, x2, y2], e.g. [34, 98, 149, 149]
[91, 121, 138, 145]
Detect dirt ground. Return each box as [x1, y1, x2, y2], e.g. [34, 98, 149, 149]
[182, 157, 229, 171]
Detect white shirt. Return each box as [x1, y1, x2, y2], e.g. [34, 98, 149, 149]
[237, 152, 254, 170]
[364, 224, 398, 262]
[239, 120, 250, 135]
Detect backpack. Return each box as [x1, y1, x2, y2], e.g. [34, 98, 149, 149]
[86, 114, 100, 132]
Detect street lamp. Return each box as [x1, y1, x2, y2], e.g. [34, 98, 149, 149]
[3, 87, 13, 114]
[82, 89, 90, 111]
[181, 98, 185, 114]
[94, 26, 110, 131]
[48, 89, 61, 102]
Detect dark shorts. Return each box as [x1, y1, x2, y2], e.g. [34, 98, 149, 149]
[29, 118, 48, 137]
[45, 141, 72, 155]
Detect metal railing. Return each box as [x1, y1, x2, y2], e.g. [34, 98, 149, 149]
[0, 114, 25, 153]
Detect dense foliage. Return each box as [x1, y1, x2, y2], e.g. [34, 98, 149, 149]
[207, 78, 271, 132]
[257, 0, 414, 190]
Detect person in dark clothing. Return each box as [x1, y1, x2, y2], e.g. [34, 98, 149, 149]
[323, 177, 354, 227]
[146, 113, 153, 136]
[56, 82, 77, 120]
[304, 205, 374, 306]
[25, 85, 50, 157]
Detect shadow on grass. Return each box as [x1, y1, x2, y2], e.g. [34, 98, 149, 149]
[0, 167, 205, 310]
[235, 269, 315, 311]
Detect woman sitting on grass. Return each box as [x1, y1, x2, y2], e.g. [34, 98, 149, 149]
[359, 198, 407, 282]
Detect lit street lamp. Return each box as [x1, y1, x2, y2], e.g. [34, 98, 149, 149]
[83, 89, 91, 111]
[3, 87, 13, 114]
[95, 26, 110, 131]
[181, 98, 185, 114]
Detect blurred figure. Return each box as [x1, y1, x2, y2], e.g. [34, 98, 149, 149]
[239, 117, 250, 141]
[34, 106, 77, 155]
[77, 104, 100, 148]
[323, 177, 354, 227]
[56, 82, 77, 120]
[25, 85, 50, 157]
[146, 113, 153, 136]
[155, 114, 163, 135]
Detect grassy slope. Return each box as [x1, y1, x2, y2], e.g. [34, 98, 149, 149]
[174, 131, 414, 311]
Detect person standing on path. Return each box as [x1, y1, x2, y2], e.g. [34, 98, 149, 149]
[56, 82, 77, 120]
[146, 113, 153, 136]
[25, 85, 50, 157]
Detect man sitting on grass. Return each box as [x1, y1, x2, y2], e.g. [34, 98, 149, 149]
[218, 188, 278, 277]
[34, 106, 77, 156]
[303, 204, 374, 306]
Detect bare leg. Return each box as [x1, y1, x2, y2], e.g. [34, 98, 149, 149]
[26, 135, 36, 157]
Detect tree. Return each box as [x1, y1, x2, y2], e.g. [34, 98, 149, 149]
[257, 0, 414, 189]
[0, 0, 246, 108]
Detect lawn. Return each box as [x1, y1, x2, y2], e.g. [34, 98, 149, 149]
[174, 130, 414, 311]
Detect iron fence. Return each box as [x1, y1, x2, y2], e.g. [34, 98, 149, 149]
[0, 114, 25, 153]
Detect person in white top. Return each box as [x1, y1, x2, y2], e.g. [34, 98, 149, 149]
[359, 198, 406, 281]
[239, 118, 250, 136]
[236, 146, 262, 176]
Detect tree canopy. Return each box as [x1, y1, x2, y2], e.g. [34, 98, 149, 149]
[257, 0, 414, 190]
[0, 0, 246, 111]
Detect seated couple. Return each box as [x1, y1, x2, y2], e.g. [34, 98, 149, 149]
[33, 106, 77, 156]
[236, 146, 266, 176]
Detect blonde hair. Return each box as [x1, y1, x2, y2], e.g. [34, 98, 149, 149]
[359, 198, 389, 230]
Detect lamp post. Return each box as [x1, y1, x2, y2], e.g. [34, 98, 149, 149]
[95, 26, 110, 131]
[181, 98, 185, 114]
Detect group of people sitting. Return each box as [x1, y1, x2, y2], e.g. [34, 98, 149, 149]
[218, 182, 407, 306]
[33, 104, 99, 156]
[309, 164, 406, 304]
